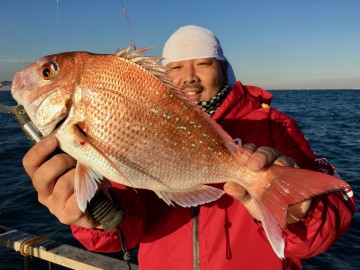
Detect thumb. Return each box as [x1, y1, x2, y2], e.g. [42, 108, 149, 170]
[224, 182, 261, 221]
[224, 182, 251, 203]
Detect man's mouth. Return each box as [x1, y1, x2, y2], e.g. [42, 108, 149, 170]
[186, 89, 201, 95]
[181, 84, 204, 100]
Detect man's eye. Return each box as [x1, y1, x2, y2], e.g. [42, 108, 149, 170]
[170, 66, 181, 70]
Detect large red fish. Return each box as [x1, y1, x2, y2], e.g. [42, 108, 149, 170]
[10, 46, 351, 258]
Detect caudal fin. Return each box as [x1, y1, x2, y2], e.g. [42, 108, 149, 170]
[252, 165, 351, 258]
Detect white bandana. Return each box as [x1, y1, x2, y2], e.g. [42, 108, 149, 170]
[162, 25, 237, 88]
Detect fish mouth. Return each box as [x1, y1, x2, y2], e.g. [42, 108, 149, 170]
[53, 115, 67, 131]
[37, 113, 68, 137]
[25, 86, 73, 137]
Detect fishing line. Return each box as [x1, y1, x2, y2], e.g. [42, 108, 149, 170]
[56, 0, 59, 53]
[119, 0, 136, 49]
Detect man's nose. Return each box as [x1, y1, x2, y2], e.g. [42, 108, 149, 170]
[182, 66, 199, 85]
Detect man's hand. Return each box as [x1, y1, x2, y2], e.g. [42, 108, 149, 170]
[23, 136, 99, 228]
[224, 144, 311, 224]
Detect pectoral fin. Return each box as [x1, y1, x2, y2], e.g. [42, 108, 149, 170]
[74, 162, 103, 212]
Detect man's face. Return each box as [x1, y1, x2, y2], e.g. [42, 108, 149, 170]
[166, 58, 226, 102]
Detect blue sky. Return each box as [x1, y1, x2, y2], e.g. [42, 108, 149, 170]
[1, 0, 359, 89]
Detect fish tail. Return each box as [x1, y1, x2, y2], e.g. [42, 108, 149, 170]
[251, 165, 351, 258]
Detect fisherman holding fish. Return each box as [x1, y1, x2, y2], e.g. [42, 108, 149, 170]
[20, 25, 355, 269]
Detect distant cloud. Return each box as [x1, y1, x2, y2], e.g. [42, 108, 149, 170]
[263, 77, 360, 90]
[0, 58, 32, 64]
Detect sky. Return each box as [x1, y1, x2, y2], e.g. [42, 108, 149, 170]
[0, 0, 359, 89]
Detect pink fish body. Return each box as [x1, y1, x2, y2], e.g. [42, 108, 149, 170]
[11, 47, 351, 258]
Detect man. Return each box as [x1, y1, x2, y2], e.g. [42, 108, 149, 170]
[23, 25, 355, 269]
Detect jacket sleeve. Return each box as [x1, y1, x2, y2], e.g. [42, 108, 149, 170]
[71, 182, 148, 252]
[269, 109, 356, 258]
[284, 190, 355, 258]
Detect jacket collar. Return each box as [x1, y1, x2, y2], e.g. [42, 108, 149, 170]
[212, 81, 273, 122]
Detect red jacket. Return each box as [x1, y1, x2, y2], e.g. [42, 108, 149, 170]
[72, 82, 355, 270]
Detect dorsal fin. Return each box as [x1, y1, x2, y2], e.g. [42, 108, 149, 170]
[113, 45, 179, 95]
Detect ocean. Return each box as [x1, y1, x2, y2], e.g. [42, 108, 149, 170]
[0, 89, 359, 270]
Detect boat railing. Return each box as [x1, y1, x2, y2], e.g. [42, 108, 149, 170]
[0, 224, 138, 270]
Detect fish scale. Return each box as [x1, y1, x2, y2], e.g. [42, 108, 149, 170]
[77, 61, 234, 185]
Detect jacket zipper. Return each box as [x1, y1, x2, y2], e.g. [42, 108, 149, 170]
[193, 206, 200, 270]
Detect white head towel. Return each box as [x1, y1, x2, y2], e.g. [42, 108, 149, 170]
[162, 25, 236, 88]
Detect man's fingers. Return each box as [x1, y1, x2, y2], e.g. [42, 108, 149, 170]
[21, 137, 99, 229]
[44, 168, 75, 205]
[23, 137, 58, 178]
[242, 143, 257, 154]
[224, 182, 261, 220]
[224, 182, 250, 203]
[33, 155, 76, 199]
[23, 136, 77, 200]
[274, 155, 296, 168]
[239, 144, 257, 164]
[247, 146, 281, 171]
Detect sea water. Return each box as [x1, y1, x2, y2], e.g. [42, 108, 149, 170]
[0, 89, 359, 269]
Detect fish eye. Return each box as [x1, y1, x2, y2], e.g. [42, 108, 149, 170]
[42, 68, 51, 77]
[39, 61, 58, 80]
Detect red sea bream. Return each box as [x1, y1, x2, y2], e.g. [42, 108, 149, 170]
[10, 47, 351, 258]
